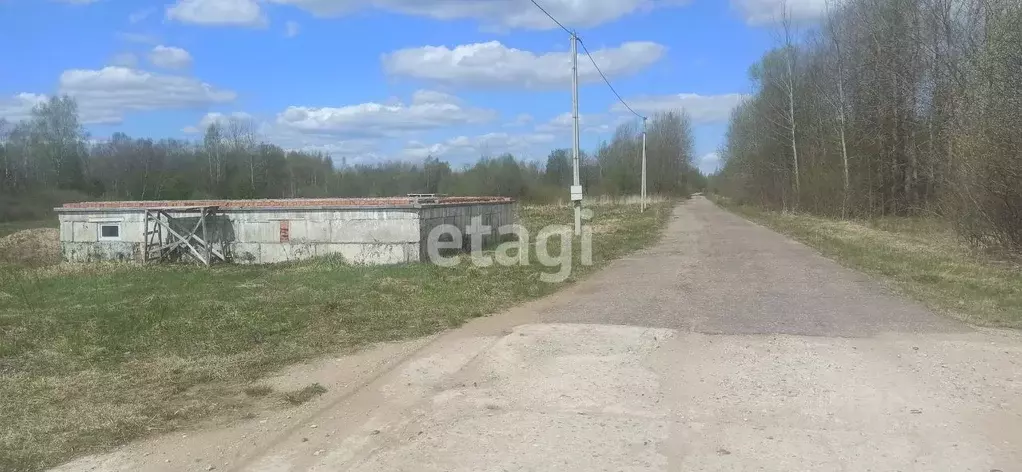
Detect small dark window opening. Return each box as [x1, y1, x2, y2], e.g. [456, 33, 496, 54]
[101, 225, 120, 238]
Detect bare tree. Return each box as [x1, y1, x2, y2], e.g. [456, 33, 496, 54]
[779, 3, 801, 210]
[226, 116, 258, 197]
[824, 0, 853, 216]
[203, 122, 223, 192]
[0, 118, 9, 188]
[716, 0, 1022, 253]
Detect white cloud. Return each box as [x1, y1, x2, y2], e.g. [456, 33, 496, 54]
[731, 0, 829, 25]
[383, 41, 665, 89]
[614, 93, 748, 123]
[0, 93, 49, 122]
[58, 67, 236, 124]
[268, 126, 382, 161]
[275, 90, 496, 138]
[109, 52, 139, 68]
[117, 32, 160, 44]
[538, 112, 582, 132]
[268, 0, 687, 29]
[537, 112, 630, 134]
[149, 46, 194, 70]
[409, 89, 458, 105]
[182, 112, 382, 162]
[697, 152, 721, 175]
[402, 132, 556, 161]
[285, 20, 301, 37]
[505, 113, 534, 127]
[129, 7, 155, 23]
[183, 111, 254, 133]
[166, 0, 266, 27]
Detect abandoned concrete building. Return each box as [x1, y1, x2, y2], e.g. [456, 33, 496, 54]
[56, 196, 516, 265]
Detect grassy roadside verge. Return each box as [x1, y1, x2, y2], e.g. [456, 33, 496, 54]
[0, 220, 56, 238]
[714, 197, 1021, 329]
[0, 202, 672, 471]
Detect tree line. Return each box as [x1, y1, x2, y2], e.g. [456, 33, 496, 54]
[713, 0, 1021, 253]
[0, 96, 703, 221]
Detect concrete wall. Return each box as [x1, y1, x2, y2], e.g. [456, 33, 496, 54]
[60, 211, 146, 263]
[57, 202, 517, 265]
[226, 209, 420, 265]
[417, 203, 517, 260]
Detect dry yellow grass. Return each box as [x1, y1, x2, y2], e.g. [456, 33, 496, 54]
[0, 228, 59, 267]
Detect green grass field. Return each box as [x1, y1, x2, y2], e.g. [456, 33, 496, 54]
[0, 202, 672, 471]
[717, 199, 1022, 329]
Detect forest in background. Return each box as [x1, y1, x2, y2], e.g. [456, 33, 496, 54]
[0, 96, 704, 221]
[712, 0, 1021, 253]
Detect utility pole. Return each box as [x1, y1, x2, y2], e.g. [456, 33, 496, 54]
[641, 116, 647, 212]
[570, 31, 583, 236]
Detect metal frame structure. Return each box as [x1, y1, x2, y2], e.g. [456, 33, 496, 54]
[143, 206, 226, 266]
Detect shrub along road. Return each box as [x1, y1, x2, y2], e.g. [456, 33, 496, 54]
[52, 196, 1022, 471]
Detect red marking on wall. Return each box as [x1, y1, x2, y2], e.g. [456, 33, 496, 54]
[279, 221, 290, 243]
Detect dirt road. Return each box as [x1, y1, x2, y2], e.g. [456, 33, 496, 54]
[54, 197, 1022, 471]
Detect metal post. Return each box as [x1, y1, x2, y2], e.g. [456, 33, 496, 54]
[641, 117, 647, 212]
[570, 32, 582, 236]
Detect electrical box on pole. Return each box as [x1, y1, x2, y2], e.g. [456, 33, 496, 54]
[570, 185, 583, 202]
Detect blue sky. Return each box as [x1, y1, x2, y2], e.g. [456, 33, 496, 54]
[0, 0, 828, 174]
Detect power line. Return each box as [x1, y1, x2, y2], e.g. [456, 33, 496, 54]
[578, 38, 645, 120]
[528, 0, 572, 34]
[527, 0, 646, 120]
[528, 0, 648, 213]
